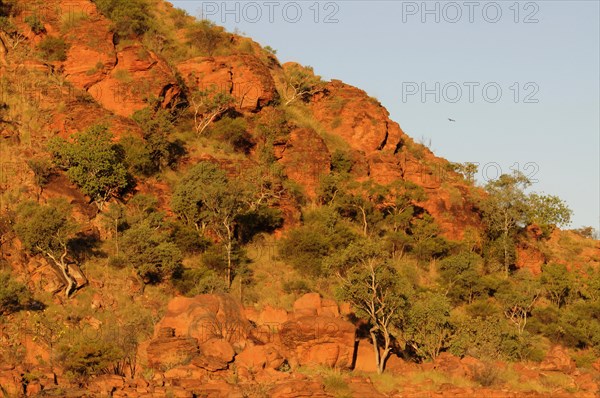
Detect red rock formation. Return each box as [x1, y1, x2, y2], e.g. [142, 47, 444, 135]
[278, 127, 331, 198]
[146, 327, 199, 370]
[87, 44, 180, 117]
[154, 294, 251, 348]
[279, 316, 355, 369]
[540, 346, 577, 374]
[178, 54, 277, 112]
[308, 79, 481, 240]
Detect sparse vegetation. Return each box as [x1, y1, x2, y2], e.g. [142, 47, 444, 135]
[38, 37, 69, 62]
[48, 125, 131, 209]
[0, 271, 32, 315]
[0, 1, 595, 396]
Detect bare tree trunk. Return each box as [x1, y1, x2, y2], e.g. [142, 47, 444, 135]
[370, 328, 382, 374]
[225, 221, 233, 288]
[360, 206, 368, 237]
[44, 246, 84, 298]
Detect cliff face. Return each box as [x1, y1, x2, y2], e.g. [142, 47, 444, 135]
[0, 0, 480, 238]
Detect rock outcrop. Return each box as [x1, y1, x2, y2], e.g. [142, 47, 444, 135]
[178, 54, 278, 112]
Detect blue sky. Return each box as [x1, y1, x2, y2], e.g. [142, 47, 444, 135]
[171, 0, 600, 230]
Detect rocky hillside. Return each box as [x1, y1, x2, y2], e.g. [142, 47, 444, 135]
[0, 0, 599, 397]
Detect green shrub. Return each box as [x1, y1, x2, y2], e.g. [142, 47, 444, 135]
[169, 221, 210, 254]
[48, 125, 131, 208]
[185, 19, 226, 56]
[57, 338, 122, 383]
[92, 0, 151, 38]
[282, 279, 312, 295]
[107, 254, 128, 269]
[121, 224, 183, 284]
[25, 15, 45, 34]
[330, 149, 353, 174]
[38, 36, 69, 61]
[0, 271, 31, 315]
[173, 267, 227, 296]
[208, 116, 254, 153]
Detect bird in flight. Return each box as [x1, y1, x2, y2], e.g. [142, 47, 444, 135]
[448, 118, 456, 122]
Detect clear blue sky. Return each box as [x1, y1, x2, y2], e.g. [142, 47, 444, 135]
[171, 0, 600, 230]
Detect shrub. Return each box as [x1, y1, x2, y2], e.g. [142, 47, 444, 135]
[282, 279, 311, 295]
[471, 362, 503, 387]
[25, 15, 45, 34]
[279, 208, 357, 277]
[185, 19, 226, 56]
[173, 267, 227, 296]
[38, 37, 69, 61]
[93, 0, 151, 38]
[208, 116, 254, 153]
[57, 338, 122, 383]
[0, 271, 31, 315]
[48, 125, 131, 208]
[330, 149, 353, 174]
[121, 224, 183, 284]
[169, 221, 210, 254]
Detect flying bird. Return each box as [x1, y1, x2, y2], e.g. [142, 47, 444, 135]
[448, 118, 456, 122]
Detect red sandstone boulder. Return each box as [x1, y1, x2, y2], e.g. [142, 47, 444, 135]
[540, 346, 577, 374]
[236, 343, 285, 371]
[88, 374, 125, 396]
[199, 338, 235, 364]
[146, 327, 199, 370]
[155, 294, 251, 348]
[293, 293, 322, 317]
[319, 299, 340, 318]
[258, 305, 289, 328]
[279, 316, 355, 369]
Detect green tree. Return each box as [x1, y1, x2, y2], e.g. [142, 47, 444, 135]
[121, 223, 183, 284]
[405, 291, 454, 361]
[279, 207, 357, 277]
[172, 162, 249, 287]
[496, 270, 542, 335]
[282, 63, 324, 105]
[336, 240, 411, 374]
[527, 193, 572, 233]
[438, 252, 484, 304]
[189, 87, 234, 135]
[409, 214, 449, 265]
[540, 263, 574, 308]
[480, 173, 531, 277]
[131, 107, 182, 173]
[450, 312, 522, 361]
[48, 125, 130, 209]
[451, 162, 479, 183]
[14, 200, 86, 298]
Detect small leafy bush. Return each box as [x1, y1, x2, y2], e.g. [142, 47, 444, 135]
[38, 37, 69, 62]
